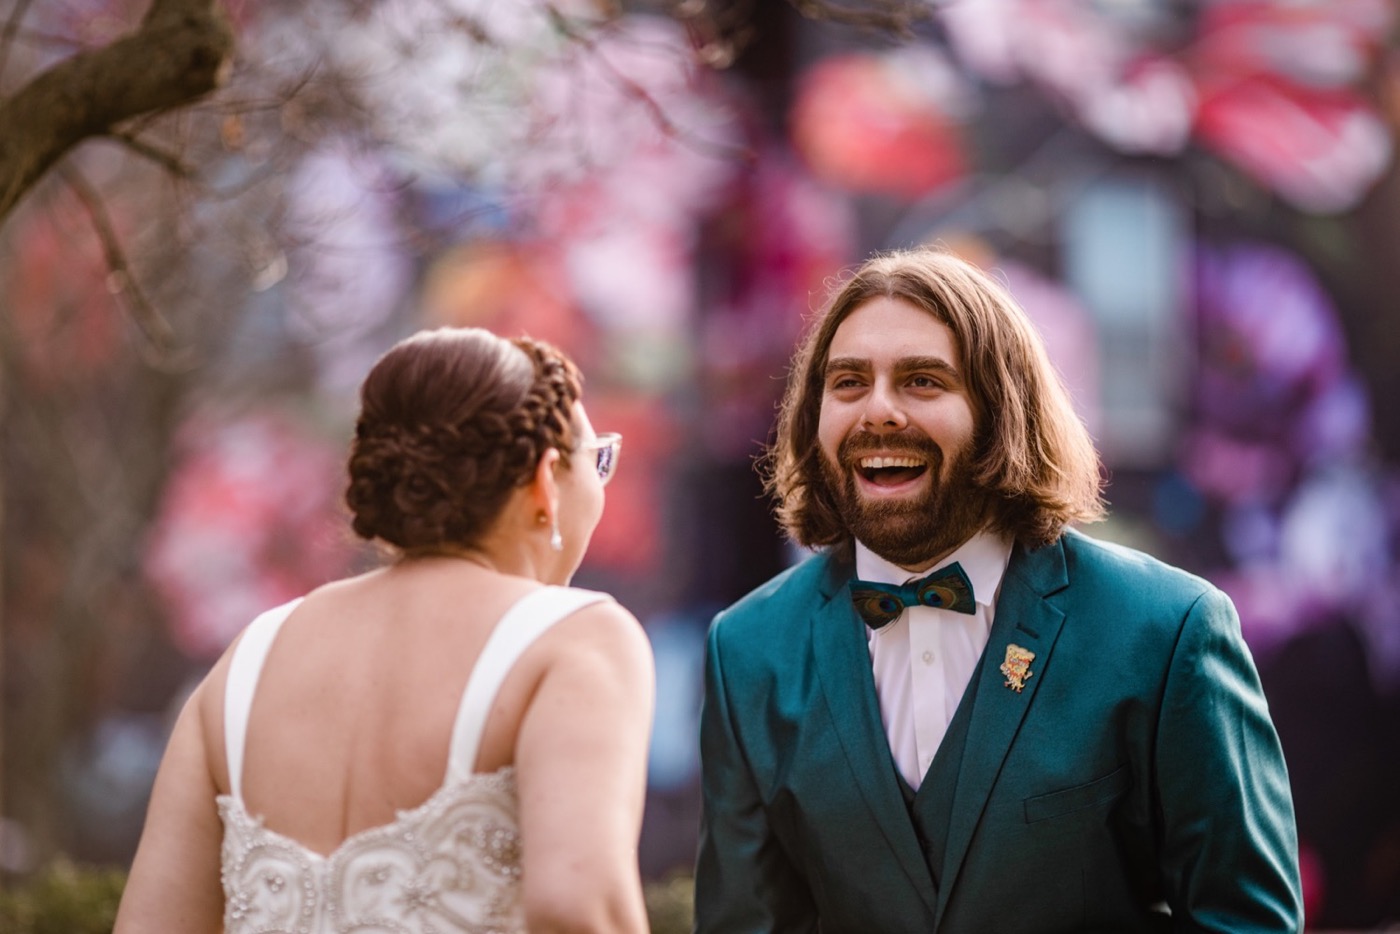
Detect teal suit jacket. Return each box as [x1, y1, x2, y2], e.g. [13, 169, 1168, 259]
[696, 530, 1302, 933]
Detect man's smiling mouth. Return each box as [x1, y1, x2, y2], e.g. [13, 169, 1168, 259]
[856, 455, 929, 487]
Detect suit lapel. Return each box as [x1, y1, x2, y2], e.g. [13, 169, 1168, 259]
[809, 555, 939, 918]
[934, 539, 1069, 928]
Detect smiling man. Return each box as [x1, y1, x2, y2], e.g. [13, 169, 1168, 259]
[694, 248, 1302, 933]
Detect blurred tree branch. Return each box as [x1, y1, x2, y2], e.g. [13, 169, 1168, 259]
[107, 131, 196, 180]
[670, 0, 933, 67]
[0, 0, 37, 81]
[0, 0, 234, 224]
[56, 164, 182, 359]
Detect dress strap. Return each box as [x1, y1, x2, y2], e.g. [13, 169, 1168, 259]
[223, 598, 303, 802]
[446, 586, 611, 780]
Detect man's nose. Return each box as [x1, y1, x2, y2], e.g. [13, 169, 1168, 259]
[861, 382, 907, 431]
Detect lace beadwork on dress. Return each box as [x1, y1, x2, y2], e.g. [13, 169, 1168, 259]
[216, 586, 610, 934]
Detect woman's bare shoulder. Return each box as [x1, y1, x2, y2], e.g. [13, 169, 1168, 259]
[539, 593, 653, 674]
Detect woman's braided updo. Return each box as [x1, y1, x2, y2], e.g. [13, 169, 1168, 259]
[345, 327, 583, 552]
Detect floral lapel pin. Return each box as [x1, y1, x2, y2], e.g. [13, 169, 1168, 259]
[1000, 644, 1035, 693]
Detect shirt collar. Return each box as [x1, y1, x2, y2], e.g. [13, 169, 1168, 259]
[854, 530, 1014, 609]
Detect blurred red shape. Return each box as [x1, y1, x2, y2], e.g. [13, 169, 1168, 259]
[790, 52, 967, 198]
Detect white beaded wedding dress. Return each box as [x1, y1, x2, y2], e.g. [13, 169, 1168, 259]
[216, 586, 609, 933]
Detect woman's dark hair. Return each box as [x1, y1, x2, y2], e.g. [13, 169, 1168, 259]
[345, 327, 583, 551]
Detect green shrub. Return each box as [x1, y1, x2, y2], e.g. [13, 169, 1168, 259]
[644, 871, 696, 934]
[0, 859, 694, 933]
[0, 858, 125, 934]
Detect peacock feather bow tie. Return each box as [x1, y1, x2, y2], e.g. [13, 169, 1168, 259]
[849, 562, 976, 629]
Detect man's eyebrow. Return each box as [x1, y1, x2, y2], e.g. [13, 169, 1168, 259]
[824, 356, 870, 376]
[896, 356, 961, 380]
[823, 355, 963, 383]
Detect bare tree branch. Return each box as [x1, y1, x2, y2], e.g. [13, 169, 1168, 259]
[0, 0, 235, 224]
[1, 25, 89, 55]
[788, 0, 931, 33]
[0, 0, 36, 85]
[670, 0, 935, 66]
[545, 3, 750, 162]
[56, 162, 181, 358]
[107, 130, 197, 179]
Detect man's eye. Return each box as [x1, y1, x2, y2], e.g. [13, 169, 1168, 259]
[909, 375, 941, 389]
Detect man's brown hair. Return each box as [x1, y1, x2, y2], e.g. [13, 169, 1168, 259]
[763, 247, 1106, 549]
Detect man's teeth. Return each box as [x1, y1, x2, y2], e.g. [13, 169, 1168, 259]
[859, 456, 924, 469]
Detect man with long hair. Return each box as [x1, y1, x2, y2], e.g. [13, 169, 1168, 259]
[695, 248, 1301, 932]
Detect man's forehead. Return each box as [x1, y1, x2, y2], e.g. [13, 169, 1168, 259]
[829, 299, 954, 339]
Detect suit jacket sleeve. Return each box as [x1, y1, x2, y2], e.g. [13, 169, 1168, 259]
[1154, 587, 1303, 931]
[695, 616, 818, 934]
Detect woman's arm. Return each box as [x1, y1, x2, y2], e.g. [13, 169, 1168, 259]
[514, 601, 656, 934]
[113, 681, 226, 934]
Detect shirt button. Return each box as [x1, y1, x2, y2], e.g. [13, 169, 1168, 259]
[922, 650, 934, 664]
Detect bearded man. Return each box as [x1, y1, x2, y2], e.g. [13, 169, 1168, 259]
[694, 248, 1302, 933]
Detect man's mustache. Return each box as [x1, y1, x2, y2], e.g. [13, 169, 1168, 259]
[836, 432, 943, 470]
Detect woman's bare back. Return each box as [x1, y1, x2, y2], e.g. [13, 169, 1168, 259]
[218, 559, 546, 856]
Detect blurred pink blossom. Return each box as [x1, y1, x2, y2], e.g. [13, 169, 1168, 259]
[144, 413, 357, 660]
[527, 15, 741, 346]
[999, 259, 1102, 439]
[789, 47, 971, 196]
[937, 0, 1396, 212]
[1194, 73, 1392, 214]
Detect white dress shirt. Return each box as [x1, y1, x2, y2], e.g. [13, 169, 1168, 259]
[857, 530, 1014, 790]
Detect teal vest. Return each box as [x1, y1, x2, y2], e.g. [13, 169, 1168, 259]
[898, 661, 984, 895]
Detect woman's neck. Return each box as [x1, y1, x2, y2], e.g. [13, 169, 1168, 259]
[396, 538, 561, 584]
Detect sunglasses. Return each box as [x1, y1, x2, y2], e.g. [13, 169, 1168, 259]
[579, 432, 622, 487]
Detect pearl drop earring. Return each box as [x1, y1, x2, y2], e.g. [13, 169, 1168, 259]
[539, 510, 562, 551]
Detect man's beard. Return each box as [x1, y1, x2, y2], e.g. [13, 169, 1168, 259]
[820, 432, 992, 569]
